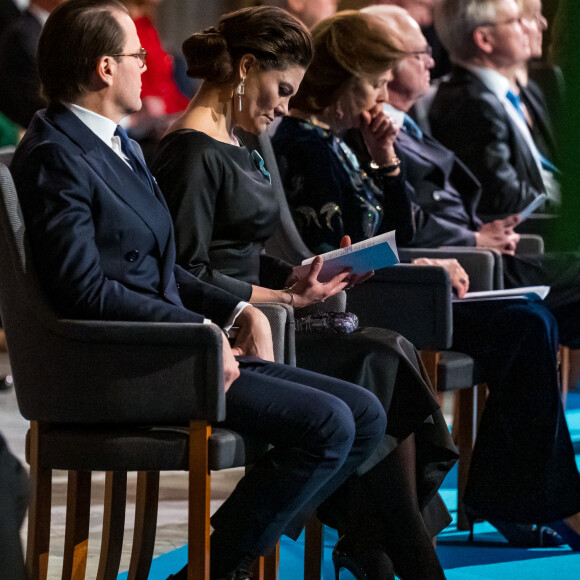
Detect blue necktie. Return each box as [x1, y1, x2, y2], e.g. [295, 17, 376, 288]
[403, 114, 423, 140]
[505, 90, 559, 175]
[115, 125, 155, 192]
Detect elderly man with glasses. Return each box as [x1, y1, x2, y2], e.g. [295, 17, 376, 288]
[428, 0, 560, 223]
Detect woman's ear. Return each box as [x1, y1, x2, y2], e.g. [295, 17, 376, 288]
[237, 53, 259, 80]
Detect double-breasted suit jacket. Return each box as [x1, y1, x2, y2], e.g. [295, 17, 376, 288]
[396, 129, 482, 248]
[11, 104, 240, 325]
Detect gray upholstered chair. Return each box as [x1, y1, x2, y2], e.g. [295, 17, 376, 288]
[0, 162, 286, 580]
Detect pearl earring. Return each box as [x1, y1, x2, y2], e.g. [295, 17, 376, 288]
[237, 78, 245, 112]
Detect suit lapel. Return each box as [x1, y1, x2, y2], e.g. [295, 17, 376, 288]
[49, 105, 174, 288]
[456, 69, 545, 189]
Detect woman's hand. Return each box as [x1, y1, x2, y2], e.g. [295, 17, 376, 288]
[360, 104, 400, 168]
[286, 256, 350, 308]
[339, 235, 374, 288]
[412, 257, 470, 298]
[230, 305, 275, 362]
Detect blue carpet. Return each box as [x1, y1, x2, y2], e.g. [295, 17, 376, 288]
[119, 393, 580, 579]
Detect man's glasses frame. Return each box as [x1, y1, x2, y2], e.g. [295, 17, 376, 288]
[405, 46, 433, 61]
[109, 48, 147, 68]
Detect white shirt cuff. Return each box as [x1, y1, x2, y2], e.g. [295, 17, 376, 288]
[222, 302, 251, 336]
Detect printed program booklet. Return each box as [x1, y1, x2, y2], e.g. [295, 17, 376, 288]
[453, 285, 550, 303]
[296, 230, 399, 282]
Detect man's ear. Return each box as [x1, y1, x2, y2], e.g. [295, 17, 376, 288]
[95, 55, 116, 87]
[237, 53, 259, 80]
[472, 26, 494, 55]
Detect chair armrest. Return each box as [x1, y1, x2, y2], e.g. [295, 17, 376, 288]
[346, 265, 453, 350]
[13, 320, 225, 425]
[399, 247, 500, 291]
[517, 234, 544, 255]
[294, 290, 347, 318]
[252, 302, 296, 366]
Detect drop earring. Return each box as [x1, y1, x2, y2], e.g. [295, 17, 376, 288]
[237, 78, 245, 112]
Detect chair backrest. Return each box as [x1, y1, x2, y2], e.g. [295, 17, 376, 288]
[0, 146, 15, 168]
[0, 163, 225, 424]
[0, 163, 82, 419]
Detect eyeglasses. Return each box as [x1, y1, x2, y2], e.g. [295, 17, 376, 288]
[405, 46, 433, 61]
[109, 48, 147, 68]
[478, 15, 524, 28]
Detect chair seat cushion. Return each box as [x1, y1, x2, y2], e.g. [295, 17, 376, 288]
[27, 425, 268, 472]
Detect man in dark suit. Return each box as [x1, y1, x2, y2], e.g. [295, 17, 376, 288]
[428, 0, 560, 221]
[353, 2, 580, 350]
[10, 2, 386, 578]
[347, 4, 580, 548]
[0, 0, 66, 129]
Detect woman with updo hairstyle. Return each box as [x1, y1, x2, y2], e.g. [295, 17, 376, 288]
[153, 7, 457, 580]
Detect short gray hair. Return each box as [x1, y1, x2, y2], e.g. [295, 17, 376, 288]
[433, 0, 502, 61]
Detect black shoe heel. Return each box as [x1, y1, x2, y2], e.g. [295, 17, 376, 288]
[332, 536, 395, 580]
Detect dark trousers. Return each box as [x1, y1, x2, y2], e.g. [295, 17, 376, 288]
[503, 251, 580, 348]
[452, 300, 580, 523]
[0, 433, 29, 580]
[210, 361, 386, 556]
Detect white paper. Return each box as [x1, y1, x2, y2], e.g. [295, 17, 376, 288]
[297, 230, 399, 282]
[454, 285, 550, 303]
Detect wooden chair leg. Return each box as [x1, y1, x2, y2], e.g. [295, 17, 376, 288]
[189, 420, 211, 580]
[62, 471, 91, 580]
[127, 471, 160, 580]
[304, 516, 323, 580]
[26, 421, 52, 580]
[420, 349, 440, 393]
[96, 471, 127, 580]
[455, 388, 475, 531]
[263, 543, 280, 580]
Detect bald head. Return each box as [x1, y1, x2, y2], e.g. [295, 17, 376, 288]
[355, 0, 434, 27]
[363, 5, 434, 111]
[284, 0, 338, 28]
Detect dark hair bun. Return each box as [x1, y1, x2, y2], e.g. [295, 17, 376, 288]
[182, 27, 234, 83]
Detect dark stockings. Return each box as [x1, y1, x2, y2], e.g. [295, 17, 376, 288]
[348, 435, 446, 580]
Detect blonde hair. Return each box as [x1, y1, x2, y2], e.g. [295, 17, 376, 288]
[290, 10, 406, 113]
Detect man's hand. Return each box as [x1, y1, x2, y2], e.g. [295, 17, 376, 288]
[230, 306, 275, 362]
[412, 257, 470, 298]
[222, 332, 240, 392]
[476, 215, 520, 255]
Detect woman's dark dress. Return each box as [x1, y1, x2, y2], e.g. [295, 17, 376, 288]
[272, 116, 580, 524]
[153, 128, 458, 535]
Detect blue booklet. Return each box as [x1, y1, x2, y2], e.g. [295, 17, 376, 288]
[297, 230, 399, 282]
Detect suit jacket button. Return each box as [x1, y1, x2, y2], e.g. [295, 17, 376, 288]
[432, 191, 442, 201]
[125, 250, 139, 262]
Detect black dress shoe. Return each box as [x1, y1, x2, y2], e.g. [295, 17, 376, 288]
[548, 520, 580, 550]
[465, 506, 563, 547]
[332, 535, 395, 580]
